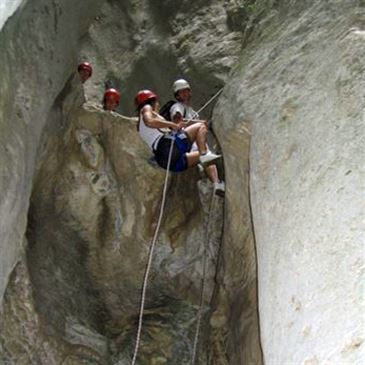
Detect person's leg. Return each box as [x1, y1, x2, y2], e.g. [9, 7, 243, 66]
[185, 151, 219, 183]
[184, 124, 221, 168]
[185, 151, 200, 167]
[205, 164, 219, 183]
[184, 123, 208, 154]
[155, 136, 178, 170]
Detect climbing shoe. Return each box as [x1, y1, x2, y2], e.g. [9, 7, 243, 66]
[199, 151, 221, 167]
[213, 181, 225, 197]
[197, 163, 205, 174]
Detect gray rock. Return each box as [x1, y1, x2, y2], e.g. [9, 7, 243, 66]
[0, 0, 104, 307]
[214, 1, 365, 364]
[1, 0, 364, 364]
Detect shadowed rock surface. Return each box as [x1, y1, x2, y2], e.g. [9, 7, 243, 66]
[1, 97, 226, 364]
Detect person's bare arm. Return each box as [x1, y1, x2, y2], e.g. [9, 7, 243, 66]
[172, 112, 207, 127]
[143, 106, 182, 130]
[183, 118, 208, 127]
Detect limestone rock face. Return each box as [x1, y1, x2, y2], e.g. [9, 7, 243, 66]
[0, 0, 24, 29]
[1, 99, 226, 364]
[0, 0, 104, 306]
[0, 0, 364, 364]
[214, 1, 365, 364]
[81, 0, 245, 115]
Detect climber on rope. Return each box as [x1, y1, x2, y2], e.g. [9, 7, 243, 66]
[160, 79, 225, 194]
[77, 62, 93, 83]
[103, 88, 120, 112]
[136, 89, 225, 194]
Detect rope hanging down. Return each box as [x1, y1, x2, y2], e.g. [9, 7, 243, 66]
[190, 189, 217, 365]
[131, 87, 224, 365]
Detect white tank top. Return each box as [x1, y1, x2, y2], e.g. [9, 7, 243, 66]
[139, 109, 164, 150]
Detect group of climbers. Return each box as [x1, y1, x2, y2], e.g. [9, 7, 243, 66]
[136, 81, 224, 195]
[77, 62, 225, 195]
[78, 62, 223, 365]
[78, 61, 121, 112]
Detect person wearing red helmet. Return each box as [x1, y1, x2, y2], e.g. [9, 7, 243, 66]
[136, 89, 222, 184]
[78, 62, 93, 83]
[103, 88, 120, 112]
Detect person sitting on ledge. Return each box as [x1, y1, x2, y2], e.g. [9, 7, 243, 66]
[135, 89, 225, 196]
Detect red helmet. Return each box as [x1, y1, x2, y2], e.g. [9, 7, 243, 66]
[135, 90, 158, 107]
[104, 88, 120, 104]
[78, 62, 92, 76]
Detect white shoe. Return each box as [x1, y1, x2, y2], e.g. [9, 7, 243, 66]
[197, 163, 204, 174]
[199, 151, 221, 167]
[213, 181, 225, 197]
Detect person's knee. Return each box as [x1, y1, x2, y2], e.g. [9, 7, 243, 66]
[198, 123, 208, 133]
[186, 151, 200, 167]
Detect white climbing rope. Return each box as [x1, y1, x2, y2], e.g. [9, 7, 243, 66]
[131, 132, 175, 365]
[131, 87, 224, 365]
[191, 87, 224, 122]
[191, 188, 217, 365]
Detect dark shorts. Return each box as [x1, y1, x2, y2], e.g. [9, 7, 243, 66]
[154, 131, 192, 172]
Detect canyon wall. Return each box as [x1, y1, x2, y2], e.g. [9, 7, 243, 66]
[0, 0, 364, 364]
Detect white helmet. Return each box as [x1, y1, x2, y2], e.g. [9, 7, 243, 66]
[173, 79, 191, 93]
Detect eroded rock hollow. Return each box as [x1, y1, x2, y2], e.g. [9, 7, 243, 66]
[0, 0, 364, 364]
